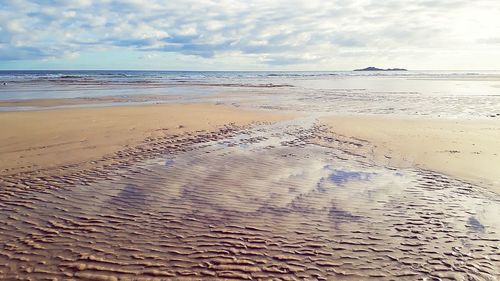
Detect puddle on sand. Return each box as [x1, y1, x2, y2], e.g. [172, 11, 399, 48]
[325, 166, 376, 186]
[467, 217, 486, 233]
[0, 118, 499, 280]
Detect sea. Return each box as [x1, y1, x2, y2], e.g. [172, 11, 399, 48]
[1, 70, 500, 118]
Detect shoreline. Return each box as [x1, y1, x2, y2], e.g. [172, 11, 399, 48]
[322, 115, 500, 194]
[0, 94, 188, 109]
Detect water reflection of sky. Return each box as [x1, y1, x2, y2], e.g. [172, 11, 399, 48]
[165, 159, 175, 167]
[107, 184, 146, 209]
[323, 165, 376, 186]
[467, 217, 486, 233]
[0, 84, 217, 100]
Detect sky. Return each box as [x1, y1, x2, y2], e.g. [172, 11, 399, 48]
[1, 0, 499, 70]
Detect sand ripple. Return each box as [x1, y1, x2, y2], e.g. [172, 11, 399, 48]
[0, 119, 499, 280]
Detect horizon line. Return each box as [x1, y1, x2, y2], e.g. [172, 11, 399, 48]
[1, 69, 500, 72]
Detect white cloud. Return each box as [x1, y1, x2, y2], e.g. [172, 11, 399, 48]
[0, 0, 499, 69]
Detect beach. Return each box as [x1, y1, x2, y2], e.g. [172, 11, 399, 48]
[0, 71, 499, 280]
[3, 0, 500, 277]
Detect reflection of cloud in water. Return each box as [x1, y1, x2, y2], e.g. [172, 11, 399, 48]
[325, 166, 375, 186]
[328, 205, 362, 224]
[467, 217, 485, 233]
[107, 184, 146, 209]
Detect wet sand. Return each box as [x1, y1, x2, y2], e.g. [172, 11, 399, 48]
[0, 117, 499, 280]
[0, 98, 499, 280]
[0, 103, 293, 177]
[0, 98, 105, 107]
[322, 116, 500, 194]
[0, 94, 187, 108]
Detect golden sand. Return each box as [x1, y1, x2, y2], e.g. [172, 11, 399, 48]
[0, 103, 293, 176]
[322, 115, 500, 193]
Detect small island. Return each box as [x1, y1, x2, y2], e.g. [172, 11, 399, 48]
[354, 66, 408, 71]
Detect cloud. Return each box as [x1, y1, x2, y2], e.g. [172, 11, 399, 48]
[0, 0, 499, 68]
[478, 37, 500, 45]
[0, 46, 47, 60]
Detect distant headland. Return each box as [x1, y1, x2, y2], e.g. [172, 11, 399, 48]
[354, 67, 408, 71]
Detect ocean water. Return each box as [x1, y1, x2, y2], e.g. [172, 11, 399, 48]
[1, 70, 500, 117]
